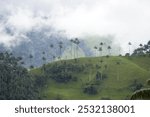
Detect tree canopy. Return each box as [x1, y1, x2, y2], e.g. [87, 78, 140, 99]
[0, 52, 37, 99]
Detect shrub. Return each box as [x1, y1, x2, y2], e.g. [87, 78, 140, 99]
[34, 75, 48, 88]
[83, 85, 98, 95]
[130, 88, 150, 100]
[130, 79, 143, 92]
[147, 79, 150, 86]
[52, 73, 72, 83]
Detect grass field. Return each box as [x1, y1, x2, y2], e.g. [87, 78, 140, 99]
[31, 56, 150, 100]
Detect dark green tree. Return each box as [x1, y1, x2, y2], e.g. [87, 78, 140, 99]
[0, 52, 37, 99]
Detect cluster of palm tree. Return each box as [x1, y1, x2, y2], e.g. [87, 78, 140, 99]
[94, 42, 111, 57]
[27, 39, 150, 69]
[70, 38, 80, 59]
[27, 37, 81, 69]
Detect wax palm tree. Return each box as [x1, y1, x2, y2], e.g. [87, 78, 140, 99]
[100, 42, 103, 46]
[99, 47, 102, 57]
[139, 44, 144, 54]
[139, 44, 143, 47]
[94, 46, 98, 57]
[49, 44, 55, 61]
[50, 44, 54, 48]
[58, 41, 63, 60]
[100, 42, 103, 56]
[75, 38, 80, 58]
[100, 59, 104, 80]
[70, 39, 73, 59]
[128, 42, 132, 55]
[116, 61, 120, 81]
[72, 39, 76, 59]
[29, 54, 34, 69]
[107, 46, 111, 56]
[42, 51, 46, 65]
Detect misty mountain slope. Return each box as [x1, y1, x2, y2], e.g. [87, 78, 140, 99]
[31, 56, 150, 100]
[0, 27, 94, 67]
[83, 35, 121, 56]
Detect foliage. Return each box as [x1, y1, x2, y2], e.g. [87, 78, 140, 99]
[147, 79, 150, 86]
[51, 73, 73, 83]
[129, 79, 143, 92]
[130, 88, 150, 100]
[132, 40, 150, 56]
[34, 75, 48, 88]
[0, 52, 37, 99]
[83, 85, 98, 95]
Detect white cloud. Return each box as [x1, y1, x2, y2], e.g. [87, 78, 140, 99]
[6, 8, 35, 32]
[0, 0, 150, 53]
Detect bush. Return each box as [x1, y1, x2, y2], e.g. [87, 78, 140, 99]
[34, 75, 48, 88]
[83, 85, 98, 95]
[52, 72, 75, 83]
[147, 79, 150, 86]
[130, 79, 143, 92]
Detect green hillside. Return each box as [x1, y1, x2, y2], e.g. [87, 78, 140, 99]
[31, 56, 150, 100]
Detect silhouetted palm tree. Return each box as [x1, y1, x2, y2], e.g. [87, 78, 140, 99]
[42, 51, 46, 65]
[58, 41, 63, 60]
[49, 44, 55, 61]
[99, 47, 102, 57]
[100, 59, 104, 80]
[116, 61, 120, 80]
[29, 54, 34, 69]
[50, 44, 54, 48]
[139, 44, 143, 47]
[128, 42, 132, 55]
[94, 46, 98, 57]
[100, 42, 103, 46]
[139, 44, 144, 54]
[75, 38, 80, 58]
[100, 42, 103, 56]
[70, 39, 73, 59]
[107, 46, 111, 56]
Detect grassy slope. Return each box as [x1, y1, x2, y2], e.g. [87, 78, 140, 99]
[31, 56, 150, 100]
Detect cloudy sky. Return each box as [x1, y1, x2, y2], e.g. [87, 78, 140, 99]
[0, 0, 150, 53]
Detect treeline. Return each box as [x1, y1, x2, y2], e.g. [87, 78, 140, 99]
[132, 40, 150, 56]
[0, 52, 38, 99]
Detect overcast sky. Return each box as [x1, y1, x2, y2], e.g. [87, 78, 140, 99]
[0, 0, 150, 53]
